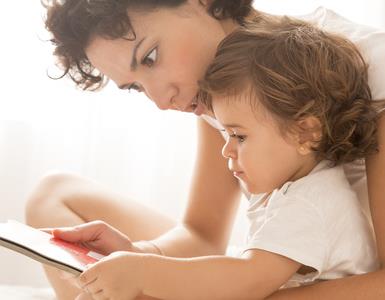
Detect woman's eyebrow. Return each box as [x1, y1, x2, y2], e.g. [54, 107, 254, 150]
[130, 37, 146, 71]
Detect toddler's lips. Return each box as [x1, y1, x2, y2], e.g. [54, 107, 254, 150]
[232, 171, 244, 178]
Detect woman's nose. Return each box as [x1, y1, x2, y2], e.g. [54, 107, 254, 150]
[145, 83, 177, 111]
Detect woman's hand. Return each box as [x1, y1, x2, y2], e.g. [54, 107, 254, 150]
[42, 220, 136, 255]
[77, 251, 147, 300]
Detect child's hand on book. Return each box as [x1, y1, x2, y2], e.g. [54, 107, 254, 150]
[42, 221, 135, 255]
[77, 251, 146, 300]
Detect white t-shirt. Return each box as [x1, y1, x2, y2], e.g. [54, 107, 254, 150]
[202, 6, 385, 228]
[243, 161, 378, 287]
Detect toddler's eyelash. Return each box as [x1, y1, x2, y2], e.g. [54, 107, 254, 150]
[229, 133, 246, 142]
[220, 129, 246, 142]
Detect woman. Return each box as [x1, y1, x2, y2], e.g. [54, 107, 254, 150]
[27, 0, 385, 299]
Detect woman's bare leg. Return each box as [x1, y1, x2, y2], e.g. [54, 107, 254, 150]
[25, 173, 176, 300]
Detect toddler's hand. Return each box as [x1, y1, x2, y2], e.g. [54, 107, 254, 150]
[77, 251, 146, 300]
[57, 270, 78, 288]
[74, 291, 93, 300]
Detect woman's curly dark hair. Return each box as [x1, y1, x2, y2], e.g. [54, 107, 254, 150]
[41, 0, 254, 90]
[199, 16, 385, 165]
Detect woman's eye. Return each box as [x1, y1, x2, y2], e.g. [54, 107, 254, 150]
[142, 47, 157, 67]
[127, 83, 142, 93]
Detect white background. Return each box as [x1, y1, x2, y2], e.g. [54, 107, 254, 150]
[0, 0, 384, 287]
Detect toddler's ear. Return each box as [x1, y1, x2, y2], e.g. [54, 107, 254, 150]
[294, 116, 322, 154]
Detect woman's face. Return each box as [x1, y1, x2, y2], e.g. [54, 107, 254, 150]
[86, 0, 228, 115]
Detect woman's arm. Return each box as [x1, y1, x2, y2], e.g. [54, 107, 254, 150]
[367, 112, 385, 264]
[147, 118, 242, 257]
[267, 269, 385, 300]
[266, 113, 385, 300]
[49, 118, 241, 258]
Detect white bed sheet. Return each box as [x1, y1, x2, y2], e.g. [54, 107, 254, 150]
[0, 285, 56, 300]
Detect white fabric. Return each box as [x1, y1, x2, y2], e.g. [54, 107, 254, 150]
[0, 285, 55, 300]
[300, 7, 385, 101]
[243, 161, 378, 287]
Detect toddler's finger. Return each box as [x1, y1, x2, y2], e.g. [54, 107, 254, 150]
[58, 270, 77, 280]
[75, 292, 93, 300]
[57, 270, 80, 287]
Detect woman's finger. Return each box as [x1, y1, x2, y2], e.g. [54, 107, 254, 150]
[51, 221, 107, 243]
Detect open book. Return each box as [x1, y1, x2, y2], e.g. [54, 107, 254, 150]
[0, 220, 104, 275]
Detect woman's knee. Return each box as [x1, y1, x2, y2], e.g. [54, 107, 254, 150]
[25, 172, 81, 227]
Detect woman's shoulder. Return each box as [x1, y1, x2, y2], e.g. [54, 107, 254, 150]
[297, 6, 382, 38]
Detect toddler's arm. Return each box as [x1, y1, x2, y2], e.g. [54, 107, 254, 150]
[141, 249, 300, 300]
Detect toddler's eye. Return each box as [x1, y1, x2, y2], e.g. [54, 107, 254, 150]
[229, 133, 246, 143]
[237, 135, 246, 143]
[142, 47, 157, 67]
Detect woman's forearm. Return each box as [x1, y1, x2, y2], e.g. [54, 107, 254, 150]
[135, 224, 225, 258]
[366, 112, 385, 264]
[267, 269, 385, 300]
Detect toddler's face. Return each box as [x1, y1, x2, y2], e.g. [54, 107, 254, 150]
[212, 96, 308, 194]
